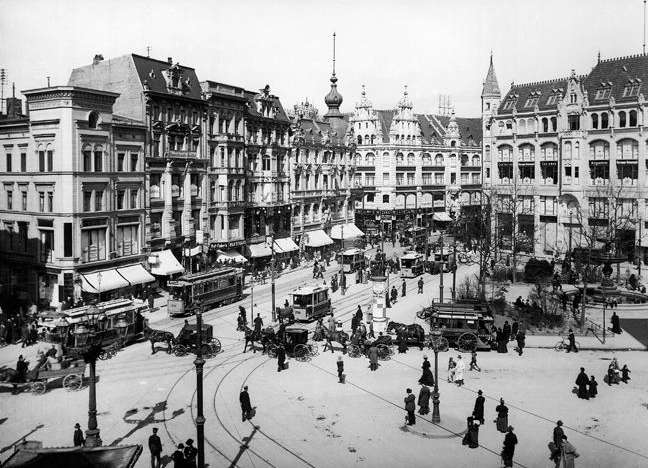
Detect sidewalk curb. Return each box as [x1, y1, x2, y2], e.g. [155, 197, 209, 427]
[525, 344, 647, 351]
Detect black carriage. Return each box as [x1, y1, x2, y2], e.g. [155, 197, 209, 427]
[173, 323, 222, 357]
[1, 357, 86, 395]
[266, 327, 318, 361]
[347, 334, 393, 360]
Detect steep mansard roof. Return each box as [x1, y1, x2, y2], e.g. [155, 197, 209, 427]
[498, 78, 569, 114]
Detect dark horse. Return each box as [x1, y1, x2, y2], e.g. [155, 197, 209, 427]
[323, 326, 349, 353]
[243, 326, 276, 354]
[143, 323, 174, 354]
[387, 321, 425, 350]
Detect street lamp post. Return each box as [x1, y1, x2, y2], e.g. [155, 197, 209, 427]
[340, 224, 345, 295]
[439, 234, 444, 303]
[452, 237, 457, 301]
[270, 237, 277, 322]
[429, 329, 448, 423]
[194, 301, 206, 468]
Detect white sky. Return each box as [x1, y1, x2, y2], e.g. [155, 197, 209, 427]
[0, 0, 644, 116]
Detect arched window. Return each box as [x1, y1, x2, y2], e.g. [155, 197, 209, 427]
[366, 152, 375, 165]
[407, 153, 415, 165]
[450, 140, 456, 147]
[472, 155, 480, 166]
[88, 111, 99, 129]
[616, 139, 639, 159]
[589, 140, 610, 159]
[519, 143, 534, 161]
[435, 154, 444, 166]
[564, 141, 572, 159]
[371, 135, 376, 144]
[542, 118, 549, 133]
[461, 154, 469, 166]
[591, 113, 599, 129]
[497, 145, 512, 161]
[518, 119, 526, 133]
[357, 135, 363, 145]
[422, 153, 431, 164]
[354, 153, 362, 165]
[629, 110, 638, 127]
[550, 117, 557, 131]
[382, 152, 390, 165]
[485, 145, 491, 160]
[365, 134, 369, 143]
[528, 118, 537, 132]
[396, 152, 404, 163]
[601, 112, 609, 129]
[619, 111, 627, 128]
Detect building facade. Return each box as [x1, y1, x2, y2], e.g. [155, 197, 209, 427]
[351, 86, 483, 238]
[483, 52, 648, 262]
[0, 86, 148, 307]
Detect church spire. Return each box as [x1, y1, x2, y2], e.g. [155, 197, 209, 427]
[481, 52, 501, 98]
[324, 32, 343, 119]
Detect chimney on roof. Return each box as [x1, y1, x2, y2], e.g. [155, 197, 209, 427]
[93, 54, 104, 65]
[167, 57, 173, 65]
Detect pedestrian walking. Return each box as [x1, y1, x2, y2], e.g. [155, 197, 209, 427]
[418, 355, 435, 385]
[621, 364, 631, 383]
[455, 355, 465, 386]
[566, 329, 578, 353]
[502, 320, 511, 342]
[356, 305, 363, 321]
[417, 277, 423, 294]
[15, 355, 28, 383]
[417, 384, 431, 415]
[147, 290, 155, 311]
[240, 385, 253, 421]
[515, 330, 525, 356]
[462, 416, 479, 448]
[368, 344, 378, 371]
[550, 420, 565, 465]
[390, 286, 398, 304]
[277, 344, 286, 372]
[253, 314, 263, 335]
[611, 311, 621, 334]
[351, 314, 359, 334]
[337, 355, 344, 383]
[562, 435, 579, 468]
[501, 426, 518, 467]
[473, 390, 485, 425]
[401, 279, 406, 297]
[148, 428, 162, 468]
[404, 388, 416, 426]
[385, 292, 391, 308]
[575, 367, 589, 399]
[73, 423, 85, 447]
[588, 375, 598, 398]
[495, 398, 508, 433]
[183, 439, 197, 467]
[469, 350, 481, 371]
[511, 320, 519, 341]
[327, 313, 336, 332]
[447, 357, 456, 382]
[397, 330, 408, 353]
[172, 443, 185, 468]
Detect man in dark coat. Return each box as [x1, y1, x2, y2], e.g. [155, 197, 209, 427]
[368, 344, 379, 371]
[566, 329, 578, 352]
[418, 277, 424, 294]
[73, 423, 84, 447]
[515, 330, 525, 356]
[253, 314, 263, 335]
[277, 344, 286, 372]
[148, 427, 162, 468]
[184, 439, 197, 467]
[240, 385, 253, 421]
[511, 321, 519, 341]
[611, 311, 621, 334]
[15, 355, 28, 382]
[473, 389, 485, 424]
[501, 426, 518, 467]
[401, 279, 407, 297]
[172, 443, 185, 468]
[575, 367, 589, 399]
[390, 286, 398, 304]
[502, 321, 511, 342]
[385, 292, 391, 308]
[404, 388, 416, 425]
[337, 356, 344, 383]
[551, 421, 565, 465]
[351, 315, 359, 334]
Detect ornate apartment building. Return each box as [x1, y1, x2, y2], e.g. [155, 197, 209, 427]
[482, 53, 648, 261]
[0, 86, 148, 307]
[352, 86, 483, 237]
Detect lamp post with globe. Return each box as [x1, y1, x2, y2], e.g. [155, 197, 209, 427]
[428, 329, 448, 423]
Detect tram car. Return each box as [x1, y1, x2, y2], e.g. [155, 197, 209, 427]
[402, 227, 428, 250]
[290, 285, 331, 322]
[429, 309, 494, 352]
[399, 251, 425, 278]
[339, 248, 368, 273]
[167, 267, 244, 316]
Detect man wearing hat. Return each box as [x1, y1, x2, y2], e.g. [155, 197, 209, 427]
[184, 438, 197, 467]
[73, 423, 84, 447]
[148, 427, 162, 468]
[240, 385, 253, 421]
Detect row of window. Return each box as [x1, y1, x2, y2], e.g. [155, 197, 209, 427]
[3, 188, 54, 212]
[83, 149, 140, 172]
[355, 152, 480, 167]
[82, 188, 140, 212]
[81, 224, 140, 263]
[3, 150, 53, 173]
[152, 105, 202, 126]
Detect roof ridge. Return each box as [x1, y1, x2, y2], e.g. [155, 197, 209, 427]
[131, 53, 196, 70]
[599, 52, 648, 64]
[512, 77, 569, 88]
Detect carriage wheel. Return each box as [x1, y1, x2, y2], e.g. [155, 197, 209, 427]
[63, 373, 83, 391]
[174, 345, 187, 357]
[457, 333, 478, 352]
[267, 344, 277, 358]
[294, 344, 310, 362]
[348, 344, 361, 358]
[211, 339, 222, 354]
[31, 381, 46, 395]
[377, 344, 391, 361]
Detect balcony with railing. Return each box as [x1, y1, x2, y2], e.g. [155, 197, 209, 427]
[165, 150, 198, 159]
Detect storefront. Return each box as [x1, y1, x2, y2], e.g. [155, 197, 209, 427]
[79, 264, 155, 302]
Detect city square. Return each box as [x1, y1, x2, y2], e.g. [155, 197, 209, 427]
[1, 1, 648, 467]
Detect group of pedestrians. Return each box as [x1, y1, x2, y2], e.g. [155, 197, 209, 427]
[550, 421, 579, 468]
[145, 427, 197, 468]
[447, 354, 466, 385]
[574, 367, 598, 399]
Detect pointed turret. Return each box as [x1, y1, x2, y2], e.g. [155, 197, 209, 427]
[324, 32, 344, 120]
[481, 53, 501, 98]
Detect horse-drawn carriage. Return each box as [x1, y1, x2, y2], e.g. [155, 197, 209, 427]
[266, 327, 320, 361]
[347, 333, 393, 360]
[386, 321, 427, 349]
[428, 310, 494, 352]
[172, 323, 222, 357]
[0, 357, 86, 395]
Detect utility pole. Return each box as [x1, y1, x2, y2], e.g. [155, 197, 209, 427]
[452, 237, 457, 301]
[194, 302, 206, 468]
[340, 224, 345, 295]
[270, 237, 277, 321]
[439, 234, 444, 303]
[0, 69, 6, 115]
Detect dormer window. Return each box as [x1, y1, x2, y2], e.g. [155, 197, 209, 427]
[546, 94, 560, 105]
[622, 81, 641, 98]
[502, 99, 516, 110]
[524, 92, 541, 108]
[595, 88, 611, 100]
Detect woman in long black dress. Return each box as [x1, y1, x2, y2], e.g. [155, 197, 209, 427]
[495, 398, 509, 433]
[418, 356, 435, 386]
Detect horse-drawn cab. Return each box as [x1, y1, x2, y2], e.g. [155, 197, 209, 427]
[339, 248, 368, 273]
[265, 326, 318, 361]
[290, 285, 331, 322]
[173, 323, 222, 357]
[430, 310, 493, 352]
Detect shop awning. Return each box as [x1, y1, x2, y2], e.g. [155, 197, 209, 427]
[117, 264, 155, 286]
[248, 243, 272, 258]
[2, 444, 143, 468]
[274, 237, 299, 253]
[80, 269, 130, 293]
[330, 223, 365, 240]
[433, 212, 452, 222]
[216, 250, 248, 263]
[149, 250, 184, 276]
[305, 229, 334, 247]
